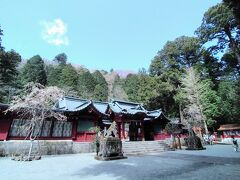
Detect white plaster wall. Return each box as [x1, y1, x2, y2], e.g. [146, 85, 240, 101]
[0, 140, 95, 156]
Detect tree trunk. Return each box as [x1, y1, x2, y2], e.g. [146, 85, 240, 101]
[28, 140, 34, 160]
[198, 101, 208, 134]
[203, 119, 208, 135]
[179, 104, 184, 123]
[171, 134, 176, 149]
[177, 136, 181, 150]
[224, 25, 240, 65]
[235, 53, 240, 65]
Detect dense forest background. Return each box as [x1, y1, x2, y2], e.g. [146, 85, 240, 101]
[0, 1, 239, 129]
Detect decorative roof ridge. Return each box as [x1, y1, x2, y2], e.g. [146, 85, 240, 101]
[147, 109, 162, 113]
[88, 100, 110, 118]
[64, 96, 109, 105]
[113, 101, 123, 110]
[63, 96, 145, 107]
[64, 96, 89, 102]
[75, 100, 92, 109]
[111, 99, 142, 106]
[135, 104, 147, 111]
[63, 97, 68, 110]
[92, 101, 109, 105]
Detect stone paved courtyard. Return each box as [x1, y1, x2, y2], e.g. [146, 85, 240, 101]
[0, 144, 240, 180]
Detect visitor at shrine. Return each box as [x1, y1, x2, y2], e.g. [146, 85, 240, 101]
[231, 135, 238, 152]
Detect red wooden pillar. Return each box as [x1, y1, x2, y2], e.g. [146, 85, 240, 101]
[122, 121, 125, 139]
[141, 120, 145, 141]
[72, 119, 77, 141]
[117, 122, 121, 139]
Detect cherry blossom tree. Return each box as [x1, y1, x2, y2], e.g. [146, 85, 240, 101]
[6, 83, 66, 161]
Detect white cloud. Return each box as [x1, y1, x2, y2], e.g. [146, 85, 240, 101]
[40, 19, 69, 46]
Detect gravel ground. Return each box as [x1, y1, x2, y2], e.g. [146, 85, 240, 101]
[0, 144, 240, 180]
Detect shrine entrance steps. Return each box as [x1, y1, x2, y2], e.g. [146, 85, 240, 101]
[122, 140, 169, 155]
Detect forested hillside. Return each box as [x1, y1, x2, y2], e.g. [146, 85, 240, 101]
[0, 1, 239, 129]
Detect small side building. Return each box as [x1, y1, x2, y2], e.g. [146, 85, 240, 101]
[218, 124, 240, 144]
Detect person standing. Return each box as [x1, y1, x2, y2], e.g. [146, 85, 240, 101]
[209, 134, 214, 145]
[231, 135, 238, 152]
[203, 133, 209, 145]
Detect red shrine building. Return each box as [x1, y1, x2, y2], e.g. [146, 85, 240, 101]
[0, 97, 170, 142]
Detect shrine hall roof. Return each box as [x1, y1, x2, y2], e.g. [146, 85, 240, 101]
[53, 96, 109, 117]
[108, 100, 147, 115]
[54, 97, 169, 121]
[54, 96, 91, 112]
[145, 110, 170, 122]
[146, 110, 162, 118]
[92, 101, 109, 114]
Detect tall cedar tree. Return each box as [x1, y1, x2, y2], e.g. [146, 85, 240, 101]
[0, 26, 22, 103]
[59, 64, 79, 92]
[20, 55, 47, 86]
[93, 84, 107, 101]
[196, 3, 240, 65]
[135, 74, 158, 106]
[0, 26, 3, 50]
[0, 50, 21, 102]
[78, 70, 97, 99]
[92, 70, 108, 101]
[149, 36, 202, 116]
[124, 74, 140, 102]
[53, 53, 67, 65]
[223, 0, 240, 27]
[46, 63, 67, 87]
[217, 79, 240, 124]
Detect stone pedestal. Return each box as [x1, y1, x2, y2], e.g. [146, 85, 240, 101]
[95, 137, 127, 161]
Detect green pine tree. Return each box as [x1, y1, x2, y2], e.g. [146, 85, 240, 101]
[0, 50, 22, 103]
[59, 64, 79, 92]
[92, 70, 108, 101]
[20, 55, 47, 86]
[78, 70, 97, 99]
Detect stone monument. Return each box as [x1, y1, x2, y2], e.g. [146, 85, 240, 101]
[95, 122, 127, 160]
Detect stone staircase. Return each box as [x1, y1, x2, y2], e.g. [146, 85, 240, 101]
[122, 140, 169, 155]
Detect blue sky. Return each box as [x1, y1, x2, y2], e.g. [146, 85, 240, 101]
[0, 0, 221, 72]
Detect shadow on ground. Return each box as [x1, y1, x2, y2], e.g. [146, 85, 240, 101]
[71, 154, 222, 180]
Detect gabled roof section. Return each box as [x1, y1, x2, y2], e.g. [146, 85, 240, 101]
[53, 96, 90, 112]
[146, 110, 162, 118]
[92, 101, 109, 114]
[111, 100, 146, 111]
[145, 109, 170, 122]
[53, 96, 109, 118]
[109, 100, 147, 116]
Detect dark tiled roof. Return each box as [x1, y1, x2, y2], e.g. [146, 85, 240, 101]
[53, 96, 109, 117]
[53, 96, 169, 121]
[109, 100, 146, 115]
